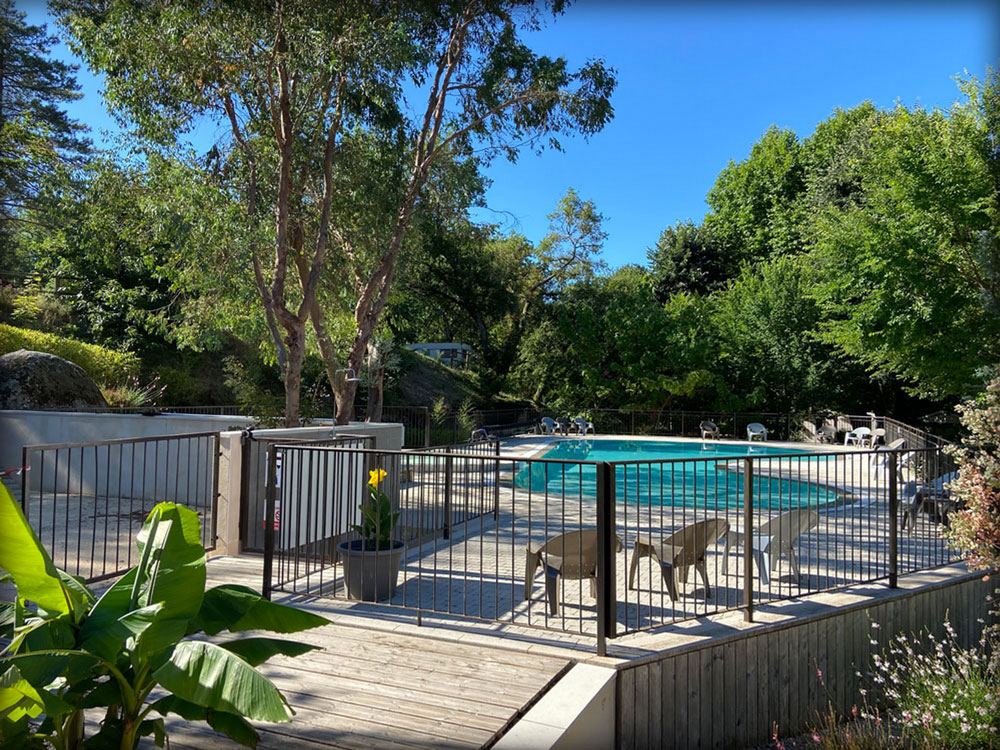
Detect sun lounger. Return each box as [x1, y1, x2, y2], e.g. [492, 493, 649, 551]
[627, 519, 729, 600]
[524, 530, 623, 615]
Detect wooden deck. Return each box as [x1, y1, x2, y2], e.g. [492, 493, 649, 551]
[154, 556, 575, 750]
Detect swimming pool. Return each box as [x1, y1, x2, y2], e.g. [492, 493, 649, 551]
[514, 438, 839, 509]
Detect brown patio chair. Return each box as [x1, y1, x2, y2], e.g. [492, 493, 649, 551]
[627, 519, 730, 601]
[721, 508, 819, 585]
[524, 530, 623, 615]
[699, 420, 720, 439]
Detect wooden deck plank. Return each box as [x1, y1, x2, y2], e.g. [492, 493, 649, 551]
[144, 557, 574, 750]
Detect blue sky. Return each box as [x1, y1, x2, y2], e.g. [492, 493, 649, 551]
[20, 0, 1000, 268]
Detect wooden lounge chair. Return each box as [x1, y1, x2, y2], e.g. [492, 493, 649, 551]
[572, 417, 595, 435]
[524, 530, 623, 615]
[627, 519, 730, 601]
[721, 508, 819, 585]
[699, 420, 720, 439]
[746, 422, 768, 441]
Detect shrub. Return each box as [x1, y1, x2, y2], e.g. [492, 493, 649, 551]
[10, 289, 72, 332]
[102, 375, 167, 407]
[0, 323, 138, 386]
[947, 372, 1000, 570]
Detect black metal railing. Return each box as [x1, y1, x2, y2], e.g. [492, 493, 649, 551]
[20, 432, 221, 582]
[238, 429, 377, 553]
[262, 442, 959, 654]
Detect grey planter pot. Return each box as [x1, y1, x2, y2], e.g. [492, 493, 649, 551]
[337, 539, 405, 601]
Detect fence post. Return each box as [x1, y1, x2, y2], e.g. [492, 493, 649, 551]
[262, 443, 278, 601]
[443, 448, 452, 540]
[743, 457, 754, 622]
[888, 451, 898, 588]
[423, 407, 431, 449]
[20, 445, 29, 512]
[493, 440, 501, 520]
[595, 461, 616, 656]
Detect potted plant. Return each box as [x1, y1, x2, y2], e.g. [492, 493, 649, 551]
[337, 468, 405, 601]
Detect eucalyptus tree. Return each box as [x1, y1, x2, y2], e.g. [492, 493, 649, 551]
[59, 0, 615, 425]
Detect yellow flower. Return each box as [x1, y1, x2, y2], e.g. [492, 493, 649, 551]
[368, 468, 387, 488]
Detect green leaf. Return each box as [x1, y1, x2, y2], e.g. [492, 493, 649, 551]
[135, 503, 206, 628]
[206, 710, 259, 747]
[80, 602, 163, 662]
[80, 568, 139, 643]
[193, 585, 328, 636]
[138, 718, 166, 747]
[150, 696, 260, 747]
[0, 665, 44, 723]
[0, 602, 14, 641]
[0, 484, 73, 618]
[219, 638, 319, 667]
[153, 641, 291, 724]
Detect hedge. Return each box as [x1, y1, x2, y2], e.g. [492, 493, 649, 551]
[0, 324, 139, 386]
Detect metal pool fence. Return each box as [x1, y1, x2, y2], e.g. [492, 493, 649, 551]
[262, 443, 959, 654]
[20, 432, 221, 582]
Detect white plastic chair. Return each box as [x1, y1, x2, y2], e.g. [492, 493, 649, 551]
[722, 509, 819, 585]
[572, 417, 595, 435]
[539, 417, 558, 435]
[746, 423, 768, 441]
[870, 438, 905, 467]
[844, 426, 872, 447]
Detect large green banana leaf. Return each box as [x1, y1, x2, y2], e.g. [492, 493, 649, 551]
[153, 641, 291, 724]
[150, 696, 258, 747]
[193, 585, 328, 635]
[219, 638, 319, 667]
[0, 485, 76, 619]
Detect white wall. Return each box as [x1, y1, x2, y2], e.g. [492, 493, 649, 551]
[2, 410, 255, 498]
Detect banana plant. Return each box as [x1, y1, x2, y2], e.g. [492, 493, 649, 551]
[0, 483, 328, 749]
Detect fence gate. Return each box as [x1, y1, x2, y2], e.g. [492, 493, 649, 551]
[238, 431, 376, 552]
[20, 432, 221, 583]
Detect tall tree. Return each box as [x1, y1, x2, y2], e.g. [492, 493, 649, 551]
[808, 72, 1000, 398]
[0, 0, 87, 264]
[61, 0, 615, 425]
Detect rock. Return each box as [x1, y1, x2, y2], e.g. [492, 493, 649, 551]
[0, 349, 108, 410]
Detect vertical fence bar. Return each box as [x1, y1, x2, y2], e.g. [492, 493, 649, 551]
[443, 448, 452, 539]
[210, 433, 221, 550]
[888, 451, 898, 588]
[423, 407, 431, 449]
[596, 461, 616, 656]
[262, 443, 278, 601]
[743, 457, 754, 622]
[20, 445, 29, 511]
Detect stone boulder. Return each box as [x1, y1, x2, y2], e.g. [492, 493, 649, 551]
[0, 349, 108, 410]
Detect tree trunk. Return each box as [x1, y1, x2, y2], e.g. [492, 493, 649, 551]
[366, 338, 384, 423]
[283, 324, 305, 427]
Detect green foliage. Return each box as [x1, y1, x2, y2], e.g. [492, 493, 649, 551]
[947, 372, 1000, 570]
[9, 288, 72, 332]
[512, 266, 718, 411]
[0, 323, 138, 386]
[710, 256, 851, 412]
[809, 71, 1000, 398]
[648, 221, 727, 300]
[352, 470, 399, 550]
[704, 125, 806, 265]
[0, 484, 328, 749]
[101, 375, 166, 408]
[0, 0, 89, 264]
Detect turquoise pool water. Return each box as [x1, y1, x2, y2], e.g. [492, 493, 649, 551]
[515, 439, 837, 509]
